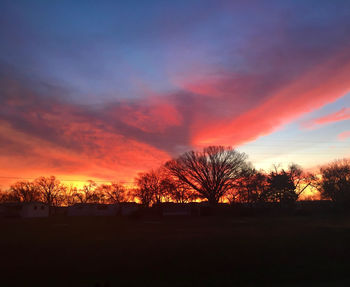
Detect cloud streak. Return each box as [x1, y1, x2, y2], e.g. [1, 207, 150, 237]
[338, 131, 350, 141]
[304, 107, 350, 129]
[192, 49, 350, 146]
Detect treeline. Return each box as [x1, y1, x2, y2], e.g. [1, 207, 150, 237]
[1, 146, 350, 208]
[0, 178, 132, 207]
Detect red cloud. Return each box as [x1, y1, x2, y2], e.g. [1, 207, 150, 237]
[304, 107, 350, 129]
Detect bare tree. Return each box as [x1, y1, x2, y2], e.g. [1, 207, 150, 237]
[98, 183, 127, 204]
[289, 164, 317, 198]
[74, 180, 101, 203]
[35, 176, 65, 212]
[8, 181, 40, 202]
[230, 168, 268, 204]
[165, 146, 250, 206]
[61, 185, 78, 206]
[169, 181, 197, 203]
[134, 171, 162, 206]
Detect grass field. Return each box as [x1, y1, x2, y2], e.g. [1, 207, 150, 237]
[1, 214, 350, 287]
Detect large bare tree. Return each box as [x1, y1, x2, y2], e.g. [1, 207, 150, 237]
[35, 176, 66, 209]
[165, 146, 250, 205]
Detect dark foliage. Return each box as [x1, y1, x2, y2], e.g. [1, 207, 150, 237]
[165, 146, 250, 205]
[320, 159, 350, 206]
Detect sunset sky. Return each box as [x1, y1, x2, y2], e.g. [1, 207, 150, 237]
[1, 0, 350, 188]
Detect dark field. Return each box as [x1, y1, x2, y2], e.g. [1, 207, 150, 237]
[1, 214, 350, 287]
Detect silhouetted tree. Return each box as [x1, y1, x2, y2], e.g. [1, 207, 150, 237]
[158, 177, 176, 202]
[229, 168, 268, 204]
[134, 171, 162, 206]
[168, 181, 197, 203]
[289, 163, 317, 197]
[0, 188, 8, 203]
[74, 180, 102, 203]
[98, 182, 128, 204]
[156, 168, 190, 202]
[35, 176, 66, 213]
[260, 164, 315, 204]
[319, 159, 350, 205]
[165, 146, 250, 206]
[265, 168, 297, 203]
[8, 181, 40, 202]
[61, 185, 78, 206]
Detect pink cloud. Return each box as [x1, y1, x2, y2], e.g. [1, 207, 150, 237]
[0, 81, 174, 188]
[338, 131, 350, 141]
[304, 107, 350, 129]
[191, 50, 350, 146]
[119, 100, 182, 133]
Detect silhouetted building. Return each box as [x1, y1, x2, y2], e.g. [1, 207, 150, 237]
[295, 200, 333, 212]
[67, 203, 118, 216]
[51, 206, 68, 216]
[0, 202, 49, 218]
[162, 203, 191, 216]
[118, 202, 139, 216]
[155, 202, 200, 216]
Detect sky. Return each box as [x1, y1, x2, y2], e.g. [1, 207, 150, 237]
[0, 0, 350, 188]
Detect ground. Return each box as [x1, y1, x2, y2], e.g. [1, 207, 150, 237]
[1, 214, 350, 287]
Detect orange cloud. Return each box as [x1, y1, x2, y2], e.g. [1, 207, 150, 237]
[0, 119, 170, 188]
[0, 80, 173, 189]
